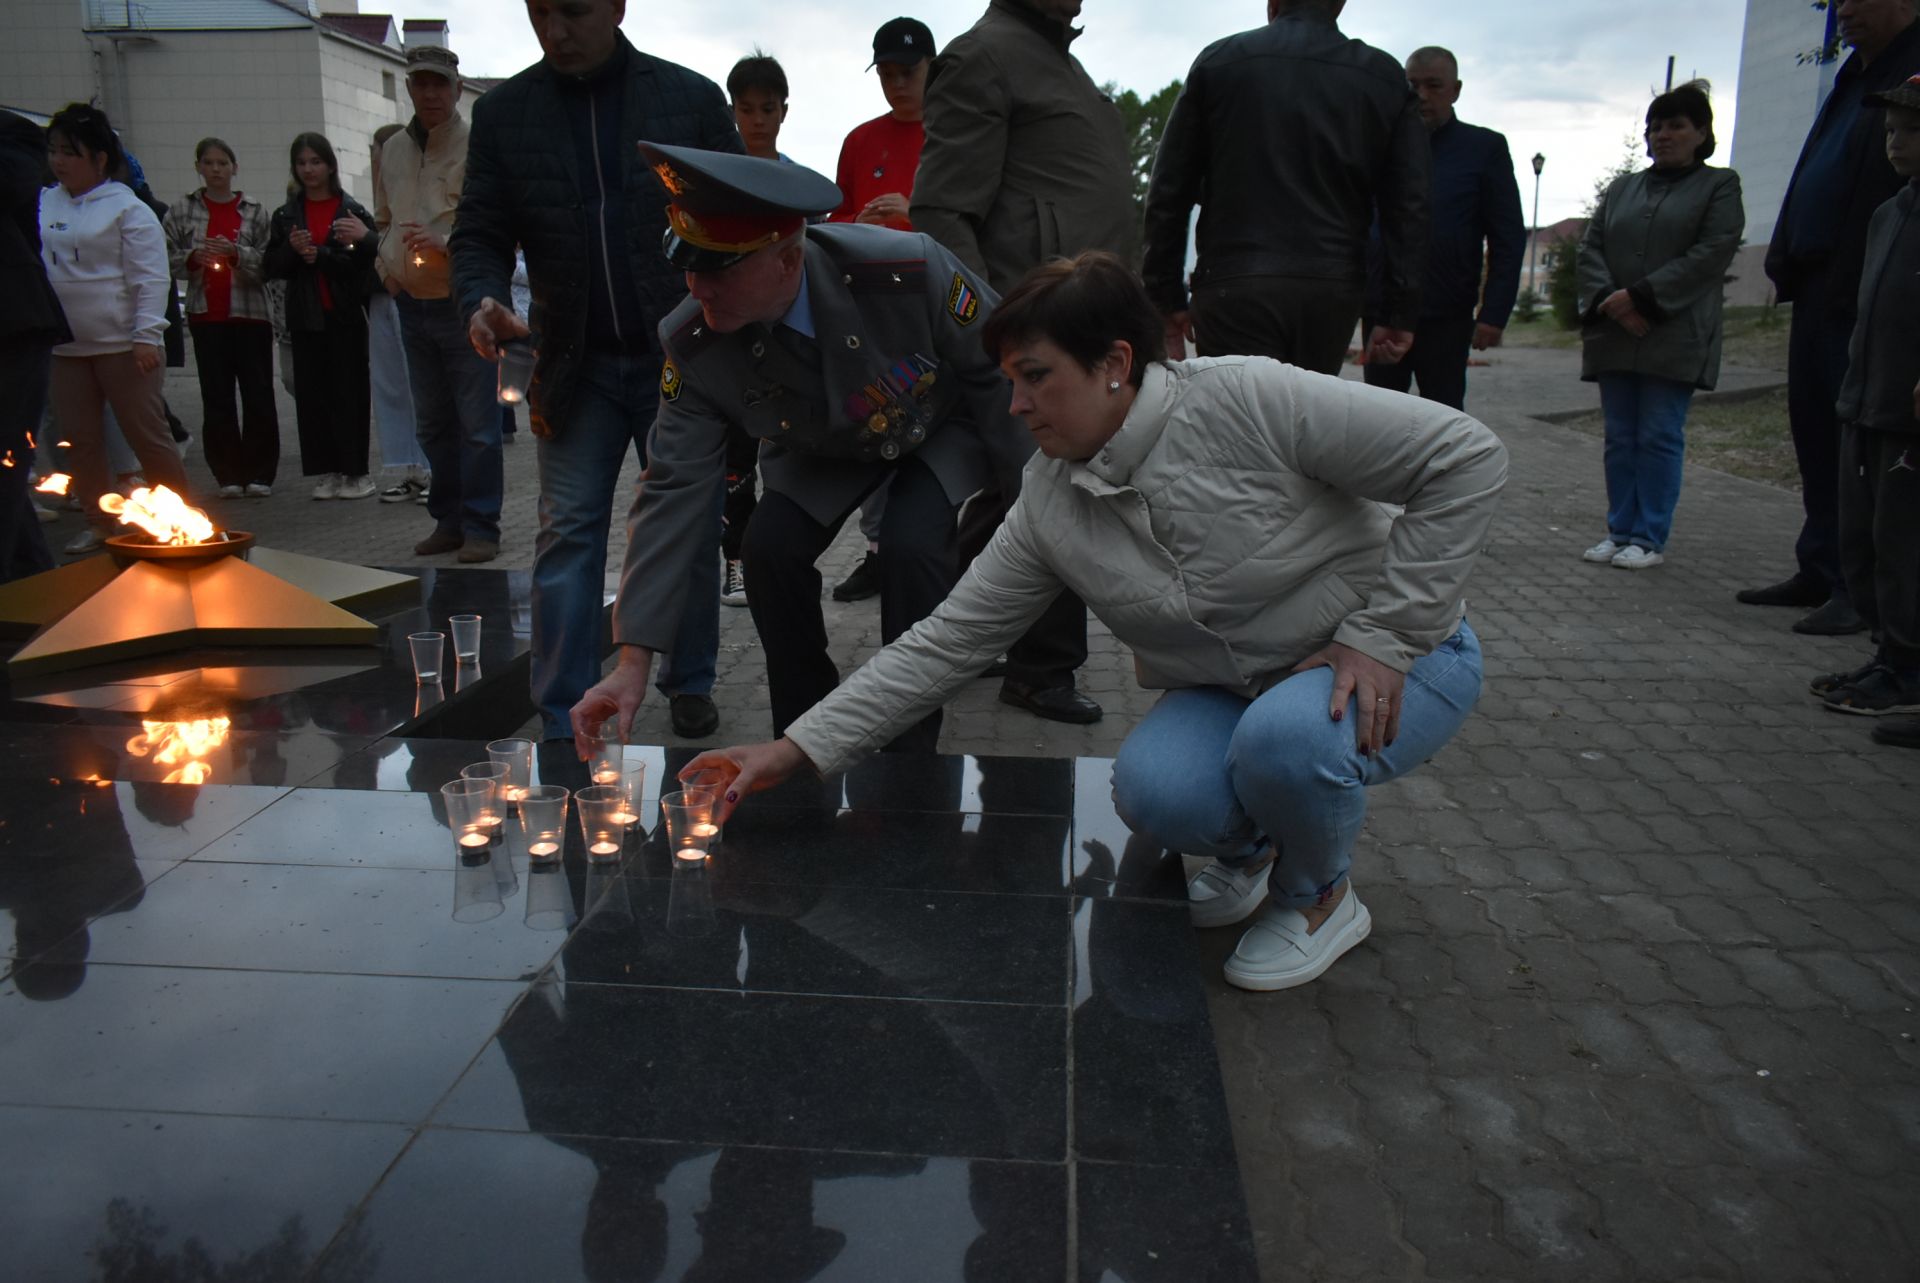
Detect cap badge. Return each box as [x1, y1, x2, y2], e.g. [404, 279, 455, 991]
[651, 161, 686, 197]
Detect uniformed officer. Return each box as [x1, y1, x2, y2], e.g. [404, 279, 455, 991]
[571, 143, 1031, 752]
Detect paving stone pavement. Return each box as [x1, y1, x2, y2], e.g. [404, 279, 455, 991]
[45, 343, 1918, 1280]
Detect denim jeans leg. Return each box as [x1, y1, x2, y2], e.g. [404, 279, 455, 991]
[1596, 373, 1641, 544]
[437, 302, 503, 543]
[1632, 375, 1693, 552]
[1228, 621, 1483, 907]
[367, 293, 424, 473]
[1110, 686, 1260, 859]
[398, 294, 461, 534]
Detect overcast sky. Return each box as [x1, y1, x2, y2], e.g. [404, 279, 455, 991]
[407, 0, 1764, 226]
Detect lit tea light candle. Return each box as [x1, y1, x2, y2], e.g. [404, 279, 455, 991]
[505, 786, 526, 803]
[458, 831, 490, 849]
[499, 387, 523, 404]
[589, 840, 620, 856]
[674, 846, 707, 863]
[528, 840, 560, 858]
[612, 810, 638, 826]
[412, 253, 425, 267]
[691, 822, 719, 842]
[591, 769, 620, 785]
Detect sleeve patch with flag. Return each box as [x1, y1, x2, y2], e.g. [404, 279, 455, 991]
[946, 273, 979, 327]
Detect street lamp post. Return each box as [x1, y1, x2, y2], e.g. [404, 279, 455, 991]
[1529, 152, 1546, 295]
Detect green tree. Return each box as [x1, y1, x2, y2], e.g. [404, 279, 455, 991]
[1106, 79, 1184, 234]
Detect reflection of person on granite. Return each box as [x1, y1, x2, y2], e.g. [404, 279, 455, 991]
[1, 778, 145, 1000]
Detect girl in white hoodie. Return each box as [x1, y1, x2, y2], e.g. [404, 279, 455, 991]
[39, 103, 190, 553]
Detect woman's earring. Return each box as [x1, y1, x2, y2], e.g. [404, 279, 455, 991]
[1107, 380, 1120, 393]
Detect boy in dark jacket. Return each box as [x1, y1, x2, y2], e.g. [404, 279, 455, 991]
[1816, 75, 1920, 747]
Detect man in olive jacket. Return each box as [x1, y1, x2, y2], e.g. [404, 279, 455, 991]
[451, 0, 744, 742]
[906, 0, 1127, 726]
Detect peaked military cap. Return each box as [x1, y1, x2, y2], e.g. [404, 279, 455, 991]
[638, 141, 843, 271]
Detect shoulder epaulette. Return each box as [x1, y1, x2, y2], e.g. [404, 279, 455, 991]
[842, 259, 928, 295]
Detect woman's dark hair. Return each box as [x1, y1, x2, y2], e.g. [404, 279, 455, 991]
[47, 102, 125, 178]
[1646, 79, 1715, 161]
[981, 251, 1166, 387]
[288, 131, 341, 196]
[727, 51, 788, 102]
[195, 136, 236, 165]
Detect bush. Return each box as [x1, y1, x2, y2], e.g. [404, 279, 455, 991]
[1547, 242, 1581, 331]
[1513, 288, 1542, 323]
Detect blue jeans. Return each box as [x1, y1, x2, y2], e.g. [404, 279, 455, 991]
[532, 349, 719, 738]
[396, 292, 502, 542]
[368, 293, 425, 472]
[1597, 372, 1693, 553]
[1110, 621, 1483, 909]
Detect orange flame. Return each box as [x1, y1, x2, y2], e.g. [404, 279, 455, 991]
[35, 472, 71, 496]
[99, 485, 217, 546]
[126, 717, 231, 784]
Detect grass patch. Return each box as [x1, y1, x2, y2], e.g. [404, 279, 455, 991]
[1551, 386, 1799, 490]
[1502, 304, 1791, 372]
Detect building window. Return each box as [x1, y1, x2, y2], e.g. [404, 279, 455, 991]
[382, 71, 397, 100]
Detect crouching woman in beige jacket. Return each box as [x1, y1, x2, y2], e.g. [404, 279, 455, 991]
[680, 252, 1508, 993]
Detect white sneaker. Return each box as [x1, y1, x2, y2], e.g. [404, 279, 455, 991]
[1186, 858, 1273, 928]
[1611, 545, 1664, 570]
[1581, 538, 1622, 564]
[336, 474, 377, 500]
[245, 483, 273, 498]
[1224, 887, 1372, 992]
[218, 484, 245, 499]
[721, 559, 748, 606]
[312, 474, 341, 500]
[63, 529, 106, 556]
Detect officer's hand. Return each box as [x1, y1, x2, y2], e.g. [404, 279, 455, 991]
[570, 646, 653, 756]
[1162, 310, 1195, 360]
[1472, 322, 1504, 351]
[680, 739, 813, 825]
[467, 297, 529, 362]
[1366, 326, 1414, 365]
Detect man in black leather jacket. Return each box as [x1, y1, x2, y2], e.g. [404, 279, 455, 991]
[451, 0, 743, 744]
[1141, 0, 1429, 376]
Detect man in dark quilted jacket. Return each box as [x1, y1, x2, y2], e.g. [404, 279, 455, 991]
[452, 0, 743, 743]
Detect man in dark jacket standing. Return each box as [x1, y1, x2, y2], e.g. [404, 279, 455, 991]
[1143, 0, 1429, 376]
[1363, 46, 1524, 410]
[453, 0, 743, 742]
[906, 0, 1125, 726]
[1741, 0, 1920, 635]
[0, 109, 68, 584]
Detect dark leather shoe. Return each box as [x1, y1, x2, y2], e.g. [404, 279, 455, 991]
[1736, 574, 1828, 608]
[670, 693, 720, 738]
[413, 527, 463, 556]
[831, 551, 881, 602]
[1792, 597, 1868, 636]
[456, 539, 499, 564]
[999, 679, 1103, 724]
[1871, 715, 1920, 749]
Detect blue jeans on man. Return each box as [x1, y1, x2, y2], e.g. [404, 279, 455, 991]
[532, 349, 719, 739]
[1597, 372, 1694, 553]
[1110, 621, 1483, 908]
[396, 292, 502, 543]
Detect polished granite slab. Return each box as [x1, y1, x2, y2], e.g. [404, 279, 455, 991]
[0, 726, 1253, 1280]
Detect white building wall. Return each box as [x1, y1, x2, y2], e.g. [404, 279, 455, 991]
[316, 34, 412, 203]
[1, 0, 110, 123]
[1728, 0, 1834, 248]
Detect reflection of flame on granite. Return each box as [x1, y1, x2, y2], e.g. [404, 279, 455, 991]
[126, 717, 232, 784]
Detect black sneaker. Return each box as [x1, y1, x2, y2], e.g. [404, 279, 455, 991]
[1823, 666, 1920, 717]
[1809, 657, 1879, 697]
[831, 551, 880, 602]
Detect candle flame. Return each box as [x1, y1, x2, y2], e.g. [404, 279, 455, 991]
[99, 484, 217, 545]
[125, 716, 231, 784]
[35, 472, 71, 495]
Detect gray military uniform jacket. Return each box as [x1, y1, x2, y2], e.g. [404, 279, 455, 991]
[612, 223, 1027, 655]
[1577, 162, 1744, 390]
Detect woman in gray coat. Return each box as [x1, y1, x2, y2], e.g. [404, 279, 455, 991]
[1576, 81, 1744, 570]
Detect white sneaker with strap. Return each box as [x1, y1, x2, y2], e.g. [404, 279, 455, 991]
[1223, 887, 1371, 992]
[1186, 858, 1273, 929]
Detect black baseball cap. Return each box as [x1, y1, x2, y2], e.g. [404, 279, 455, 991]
[869, 18, 935, 69]
[1866, 74, 1920, 113]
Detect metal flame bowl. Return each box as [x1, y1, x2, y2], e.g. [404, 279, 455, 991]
[106, 530, 255, 562]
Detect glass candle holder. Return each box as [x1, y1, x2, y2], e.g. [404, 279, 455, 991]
[486, 737, 534, 808]
[576, 784, 627, 862]
[440, 777, 500, 857]
[587, 716, 623, 788]
[518, 784, 569, 861]
[450, 614, 482, 662]
[613, 761, 647, 830]
[679, 767, 728, 847]
[497, 339, 535, 405]
[408, 631, 444, 684]
[460, 763, 512, 845]
[660, 789, 717, 863]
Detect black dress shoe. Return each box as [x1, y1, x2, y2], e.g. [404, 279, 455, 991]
[831, 551, 881, 602]
[999, 679, 1103, 724]
[669, 693, 720, 738]
[1736, 574, 1828, 608]
[413, 527, 464, 556]
[1792, 597, 1868, 636]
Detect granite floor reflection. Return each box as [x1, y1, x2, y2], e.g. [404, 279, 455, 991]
[0, 738, 1254, 1281]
